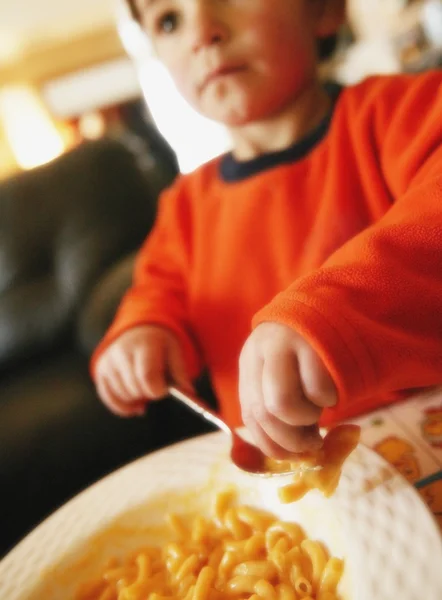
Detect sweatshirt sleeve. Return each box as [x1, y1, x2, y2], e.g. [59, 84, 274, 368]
[252, 72, 442, 414]
[90, 180, 203, 380]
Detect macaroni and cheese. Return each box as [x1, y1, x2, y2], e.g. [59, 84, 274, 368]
[265, 425, 361, 502]
[75, 491, 344, 600]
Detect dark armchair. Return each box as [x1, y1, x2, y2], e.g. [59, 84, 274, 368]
[0, 135, 215, 557]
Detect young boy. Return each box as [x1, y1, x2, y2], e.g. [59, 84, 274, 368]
[92, 0, 442, 459]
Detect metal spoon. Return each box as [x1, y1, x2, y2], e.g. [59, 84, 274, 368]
[168, 386, 322, 477]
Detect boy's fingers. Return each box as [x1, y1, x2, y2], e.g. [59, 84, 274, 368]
[298, 345, 337, 408]
[239, 346, 292, 459]
[116, 353, 146, 400]
[239, 342, 264, 427]
[137, 343, 168, 399]
[133, 346, 158, 399]
[244, 418, 294, 460]
[96, 377, 145, 417]
[262, 350, 320, 426]
[258, 410, 323, 454]
[106, 367, 132, 403]
[168, 340, 193, 393]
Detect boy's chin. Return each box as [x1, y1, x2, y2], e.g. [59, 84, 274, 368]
[191, 88, 264, 127]
[197, 94, 296, 128]
[199, 104, 263, 128]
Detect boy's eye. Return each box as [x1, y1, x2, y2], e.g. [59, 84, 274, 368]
[156, 11, 180, 34]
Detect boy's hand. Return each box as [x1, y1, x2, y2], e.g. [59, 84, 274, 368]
[94, 325, 192, 417]
[239, 323, 337, 459]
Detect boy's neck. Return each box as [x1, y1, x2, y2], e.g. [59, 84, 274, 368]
[229, 81, 331, 161]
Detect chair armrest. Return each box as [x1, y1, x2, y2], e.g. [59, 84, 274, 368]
[77, 252, 136, 357]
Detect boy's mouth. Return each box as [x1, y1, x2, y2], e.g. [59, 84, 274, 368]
[201, 65, 247, 89]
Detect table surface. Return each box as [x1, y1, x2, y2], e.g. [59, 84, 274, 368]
[351, 391, 442, 529]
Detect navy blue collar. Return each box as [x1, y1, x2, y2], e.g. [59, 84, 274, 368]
[220, 82, 342, 183]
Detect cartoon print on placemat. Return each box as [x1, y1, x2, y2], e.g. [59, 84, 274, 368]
[378, 396, 442, 469]
[421, 406, 442, 449]
[416, 472, 442, 530]
[373, 436, 421, 483]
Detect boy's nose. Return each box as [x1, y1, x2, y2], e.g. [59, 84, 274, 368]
[189, 3, 229, 52]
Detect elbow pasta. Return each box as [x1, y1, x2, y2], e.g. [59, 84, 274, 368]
[75, 491, 344, 600]
[265, 425, 361, 503]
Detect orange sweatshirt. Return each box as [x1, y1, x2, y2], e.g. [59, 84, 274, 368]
[91, 71, 442, 427]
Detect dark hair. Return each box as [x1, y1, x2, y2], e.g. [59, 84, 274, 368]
[127, 0, 139, 21]
[126, 0, 337, 60]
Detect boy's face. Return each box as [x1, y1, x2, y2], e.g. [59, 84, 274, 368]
[135, 0, 339, 126]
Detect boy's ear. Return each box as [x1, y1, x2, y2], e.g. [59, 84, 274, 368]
[315, 0, 346, 38]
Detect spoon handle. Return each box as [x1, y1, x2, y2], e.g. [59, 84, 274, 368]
[168, 386, 232, 436]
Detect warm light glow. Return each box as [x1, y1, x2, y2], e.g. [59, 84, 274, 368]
[79, 111, 106, 140]
[137, 59, 232, 173]
[0, 85, 65, 170]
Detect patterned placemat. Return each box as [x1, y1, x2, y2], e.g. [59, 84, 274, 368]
[352, 393, 442, 529]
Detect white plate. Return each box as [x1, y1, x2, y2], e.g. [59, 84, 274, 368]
[1, 431, 442, 600]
